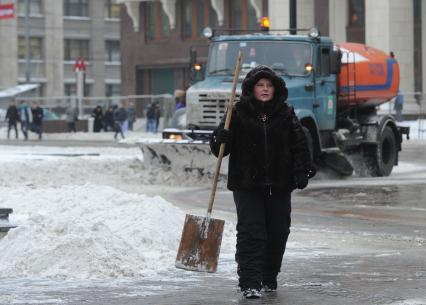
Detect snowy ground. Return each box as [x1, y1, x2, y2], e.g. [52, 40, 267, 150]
[0, 121, 425, 304]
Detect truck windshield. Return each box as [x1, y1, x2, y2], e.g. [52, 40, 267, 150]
[207, 41, 312, 77]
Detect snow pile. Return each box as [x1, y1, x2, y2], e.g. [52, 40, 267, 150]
[0, 145, 218, 188]
[0, 184, 185, 279]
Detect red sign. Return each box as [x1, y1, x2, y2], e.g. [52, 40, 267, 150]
[0, 3, 15, 20]
[73, 58, 86, 72]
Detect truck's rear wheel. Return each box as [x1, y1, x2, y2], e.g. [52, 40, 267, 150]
[374, 126, 397, 176]
[352, 126, 397, 177]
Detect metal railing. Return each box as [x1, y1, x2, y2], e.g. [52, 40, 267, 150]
[0, 94, 177, 131]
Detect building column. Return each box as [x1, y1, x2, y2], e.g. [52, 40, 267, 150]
[329, 0, 347, 43]
[422, 1, 426, 98]
[365, 0, 414, 93]
[268, 0, 314, 33]
[91, 0, 106, 97]
[0, 0, 18, 89]
[44, 0, 64, 97]
[297, 0, 314, 30]
[268, 0, 289, 30]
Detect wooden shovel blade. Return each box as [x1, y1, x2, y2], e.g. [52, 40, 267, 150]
[175, 214, 225, 273]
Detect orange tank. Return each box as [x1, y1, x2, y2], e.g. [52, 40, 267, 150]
[336, 42, 400, 110]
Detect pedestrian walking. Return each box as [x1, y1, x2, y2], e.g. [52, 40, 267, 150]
[145, 102, 157, 133]
[18, 100, 31, 140]
[103, 105, 115, 132]
[31, 102, 44, 140]
[155, 102, 161, 132]
[210, 65, 316, 299]
[127, 101, 136, 131]
[113, 101, 128, 139]
[394, 90, 404, 122]
[65, 104, 78, 133]
[5, 101, 19, 139]
[91, 105, 104, 132]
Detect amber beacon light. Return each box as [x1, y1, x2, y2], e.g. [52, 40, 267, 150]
[260, 17, 270, 31]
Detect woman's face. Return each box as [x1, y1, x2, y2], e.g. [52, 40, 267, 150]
[254, 78, 275, 102]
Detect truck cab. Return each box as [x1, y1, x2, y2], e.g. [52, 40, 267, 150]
[185, 30, 339, 155]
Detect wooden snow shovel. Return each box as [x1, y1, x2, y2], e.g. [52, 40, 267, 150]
[175, 50, 243, 273]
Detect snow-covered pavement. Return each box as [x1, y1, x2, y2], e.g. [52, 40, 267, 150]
[0, 124, 425, 304]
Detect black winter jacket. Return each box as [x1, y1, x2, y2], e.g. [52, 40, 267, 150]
[6, 105, 19, 123]
[210, 65, 314, 192]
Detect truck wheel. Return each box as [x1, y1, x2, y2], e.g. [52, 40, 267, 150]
[351, 126, 396, 177]
[374, 126, 397, 176]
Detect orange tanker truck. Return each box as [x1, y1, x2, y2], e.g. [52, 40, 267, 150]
[139, 27, 410, 177]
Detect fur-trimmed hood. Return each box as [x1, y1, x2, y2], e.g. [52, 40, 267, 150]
[241, 65, 288, 102]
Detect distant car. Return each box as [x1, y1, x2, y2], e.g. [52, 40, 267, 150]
[42, 108, 60, 120]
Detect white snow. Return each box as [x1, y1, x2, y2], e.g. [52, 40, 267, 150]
[0, 184, 185, 279]
[0, 129, 425, 302]
[0, 143, 238, 280]
[0, 130, 425, 281]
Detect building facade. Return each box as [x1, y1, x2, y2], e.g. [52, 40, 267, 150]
[119, 0, 267, 96]
[119, 0, 425, 112]
[0, 0, 121, 98]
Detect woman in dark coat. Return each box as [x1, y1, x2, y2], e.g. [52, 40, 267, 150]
[91, 105, 104, 132]
[210, 65, 316, 299]
[103, 106, 115, 132]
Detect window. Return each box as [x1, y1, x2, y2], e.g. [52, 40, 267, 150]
[64, 39, 90, 61]
[347, 0, 365, 43]
[207, 41, 312, 77]
[105, 0, 120, 19]
[64, 83, 91, 96]
[64, 0, 89, 17]
[17, 0, 42, 15]
[105, 40, 120, 62]
[64, 84, 76, 96]
[230, 0, 258, 30]
[319, 48, 331, 76]
[147, 2, 171, 41]
[106, 84, 121, 97]
[18, 36, 43, 60]
[183, 0, 217, 39]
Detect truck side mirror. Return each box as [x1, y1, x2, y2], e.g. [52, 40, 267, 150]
[331, 50, 342, 74]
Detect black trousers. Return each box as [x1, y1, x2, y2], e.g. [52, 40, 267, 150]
[233, 188, 291, 289]
[8, 122, 18, 139]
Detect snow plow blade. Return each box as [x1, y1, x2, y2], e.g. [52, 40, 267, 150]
[321, 151, 354, 176]
[136, 137, 228, 175]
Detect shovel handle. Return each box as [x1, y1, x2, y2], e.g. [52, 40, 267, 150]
[207, 50, 243, 216]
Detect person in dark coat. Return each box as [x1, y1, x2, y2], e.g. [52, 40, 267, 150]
[91, 105, 104, 132]
[210, 65, 316, 299]
[113, 102, 128, 139]
[31, 102, 44, 140]
[5, 101, 19, 139]
[145, 102, 157, 133]
[103, 105, 115, 132]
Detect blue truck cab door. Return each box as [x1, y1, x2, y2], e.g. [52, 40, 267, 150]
[313, 45, 337, 130]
